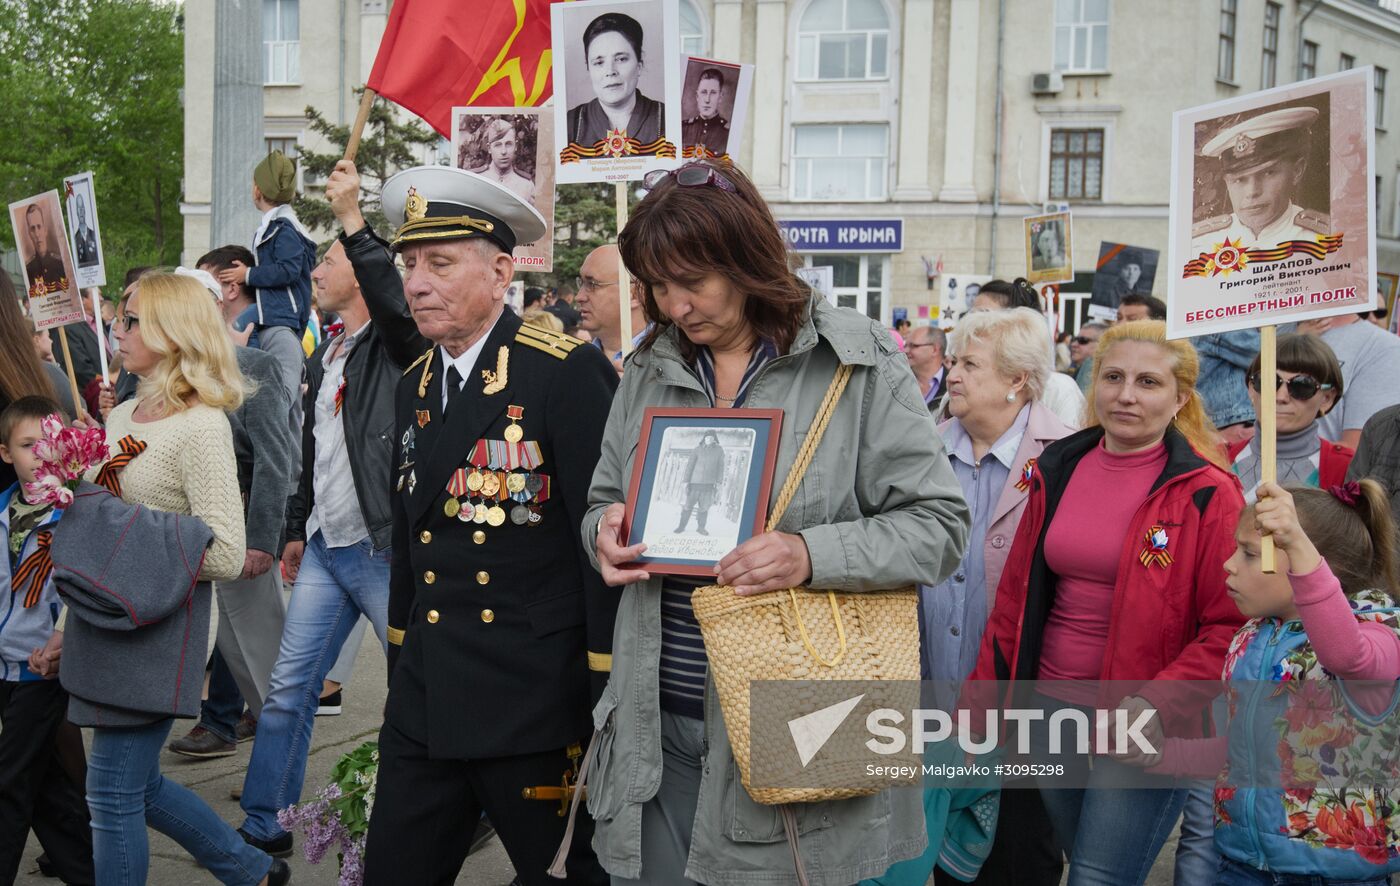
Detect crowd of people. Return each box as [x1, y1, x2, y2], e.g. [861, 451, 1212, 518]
[0, 151, 1398, 886]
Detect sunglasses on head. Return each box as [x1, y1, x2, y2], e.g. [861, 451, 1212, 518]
[1248, 371, 1333, 401]
[642, 163, 738, 193]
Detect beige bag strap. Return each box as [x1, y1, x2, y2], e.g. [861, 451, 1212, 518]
[765, 363, 853, 532]
[761, 363, 854, 668]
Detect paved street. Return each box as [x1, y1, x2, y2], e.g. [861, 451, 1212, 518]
[17, 636, 1179, 885]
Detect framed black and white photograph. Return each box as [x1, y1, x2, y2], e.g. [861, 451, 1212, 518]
[679, 55, 753, 162]
[622, 408, 783, 576]
[1024, 211, 1074, 285]
[1089, 242, 1160, 321]
[451, 106, 557, 272]
[551, 0, 681, 184]
[63, 171, 106, 287]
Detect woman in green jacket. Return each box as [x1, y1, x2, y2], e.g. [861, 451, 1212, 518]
[581, 161, 971, 886]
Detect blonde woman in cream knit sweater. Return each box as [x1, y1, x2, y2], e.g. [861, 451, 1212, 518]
[85, 273, 289, 886]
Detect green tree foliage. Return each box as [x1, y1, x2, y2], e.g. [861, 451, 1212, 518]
[293, 89, 440, 237]
[520, 182, 621, 290]
[0, 0, 183, 288]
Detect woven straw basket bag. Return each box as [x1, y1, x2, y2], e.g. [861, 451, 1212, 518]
[691, 364, 921, 806]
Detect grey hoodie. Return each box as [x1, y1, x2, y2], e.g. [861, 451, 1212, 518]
[51, 482, 214, 726]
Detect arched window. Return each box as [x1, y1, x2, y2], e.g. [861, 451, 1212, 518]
[679, 0, 708, 56]
[796, 0, 890, 81]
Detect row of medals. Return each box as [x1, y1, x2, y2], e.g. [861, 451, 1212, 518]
[444, 469, 545, 527]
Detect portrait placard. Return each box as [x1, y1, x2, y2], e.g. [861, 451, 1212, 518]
[1166, 68, 1375, 338]
[796, 266, 835, 306]
[1089, 242, 1160, 321]
[678, 55, 753, 163]
[552, 0, 681, 184]
[622, 408, 783, 576]
[63, 171, 106, 288]
[9, 190, 84, 330]
[452, 106, 557, 272]
[1023, 211, 1074, 285]
[1378, 272, 1398, 333]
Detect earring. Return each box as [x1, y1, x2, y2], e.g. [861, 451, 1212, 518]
[1006, 392, 1016, 402]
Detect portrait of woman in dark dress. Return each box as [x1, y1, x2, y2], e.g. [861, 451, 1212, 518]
[565, 12, 667, 152]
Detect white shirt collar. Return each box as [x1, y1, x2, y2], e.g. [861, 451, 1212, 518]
[439, 316, 500, 410]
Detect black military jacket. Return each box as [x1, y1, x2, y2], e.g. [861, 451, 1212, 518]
[385, 310, 620, 760]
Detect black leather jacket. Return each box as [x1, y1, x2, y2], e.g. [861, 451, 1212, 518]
[285, 225, 427, 550]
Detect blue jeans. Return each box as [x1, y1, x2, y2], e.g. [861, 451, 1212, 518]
[1030, 693, 1188, 886]
[200, 647, 245, 744]
[239, 532, 389, 840]
[88, 719, 271, 885]
[1174, 783, 1219, 884]
[1214, 856, 1389, 885]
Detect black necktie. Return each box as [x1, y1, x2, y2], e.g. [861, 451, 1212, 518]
[444, 366, 464, 417]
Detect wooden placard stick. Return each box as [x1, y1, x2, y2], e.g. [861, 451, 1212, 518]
[56, 326, 86, 421]
[616, 182, 633, 357]
[1258, 324, 1277, 574]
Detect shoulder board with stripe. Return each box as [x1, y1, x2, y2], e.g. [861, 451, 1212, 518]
[402, 347, 433, 376]
[515, 325, 584, 359]
[1294, 208, 1329, 235]
[1191, 214, 1230, 238]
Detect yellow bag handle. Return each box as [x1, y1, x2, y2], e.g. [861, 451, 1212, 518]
[766, 364, 853, 668]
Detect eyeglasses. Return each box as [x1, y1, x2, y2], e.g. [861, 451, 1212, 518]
[575, 276, 617, 294]
[116, 313, 140, 333]
[1247, 371, 1333, 401]
[1072, 336, 1097, 346]
[642, 163, 738, 193]
[904, 342, 938, 351]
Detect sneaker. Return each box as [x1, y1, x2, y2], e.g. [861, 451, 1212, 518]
[316, 690, 343, 716]
[238, 827, 293, 859]
[235, 711, 257, 743]
[168, 726, 236, 759]
[266, 858, 291, 886]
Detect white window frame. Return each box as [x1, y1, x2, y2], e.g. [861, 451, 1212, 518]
[789, 123, 890, 202]
[1038, 116, 1115, 204]
[1217, 0, 1237, 84]
[1300, 40, 1318, 81]
[795, 0, 892, 83]
[1053, 0, 1110, 75]
[679, 0, 709, 57]
[800, 253, 891, 323]
[264, 0, 300, 85]
[1261, 2, 1280, 89]
[1377, 67, 1388, 130]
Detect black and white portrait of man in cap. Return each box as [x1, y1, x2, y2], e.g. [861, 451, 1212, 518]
[1190, 98, 1331, 254]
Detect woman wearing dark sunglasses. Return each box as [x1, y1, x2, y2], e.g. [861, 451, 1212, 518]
[580, 160, 970, 885]
[1228, 333, 1354, 503]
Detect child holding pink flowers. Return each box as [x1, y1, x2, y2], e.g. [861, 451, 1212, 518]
[0, 396, 94, 885]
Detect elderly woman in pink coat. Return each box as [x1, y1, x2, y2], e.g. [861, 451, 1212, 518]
[919, 306, 1074, 886]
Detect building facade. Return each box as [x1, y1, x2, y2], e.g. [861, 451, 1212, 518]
[182, 0, 1400, 328]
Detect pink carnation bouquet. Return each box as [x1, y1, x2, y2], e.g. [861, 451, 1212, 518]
[23, 414, 108, 507]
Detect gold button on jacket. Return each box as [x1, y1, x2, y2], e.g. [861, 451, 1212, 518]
[480, 609, 495, 623]
[476, 571, 490, 585]
[472, 530, 486, 545]
[420, 530, 432, 544]
[424, 570, 436, 584]
[427, 609, 440, 624]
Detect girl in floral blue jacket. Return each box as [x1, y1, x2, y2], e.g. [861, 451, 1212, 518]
[1144, 479, 1400, 885]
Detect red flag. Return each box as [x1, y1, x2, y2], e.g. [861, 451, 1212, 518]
[367, 0, 558, 137]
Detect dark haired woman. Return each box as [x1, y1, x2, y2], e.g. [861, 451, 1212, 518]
[0, 276, 63, 489]
[582, 160, 971, 884]
[567, 12, 666, 150]
[1229, 333, 1353, 502]
[968, 278, 1085, 429]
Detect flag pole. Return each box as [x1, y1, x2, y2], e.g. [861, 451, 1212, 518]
[56, 327, 86, 421]
[1259, 324, 1277, 574]
[616, 182, 633, 357]
[345, 88, 378, 163]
